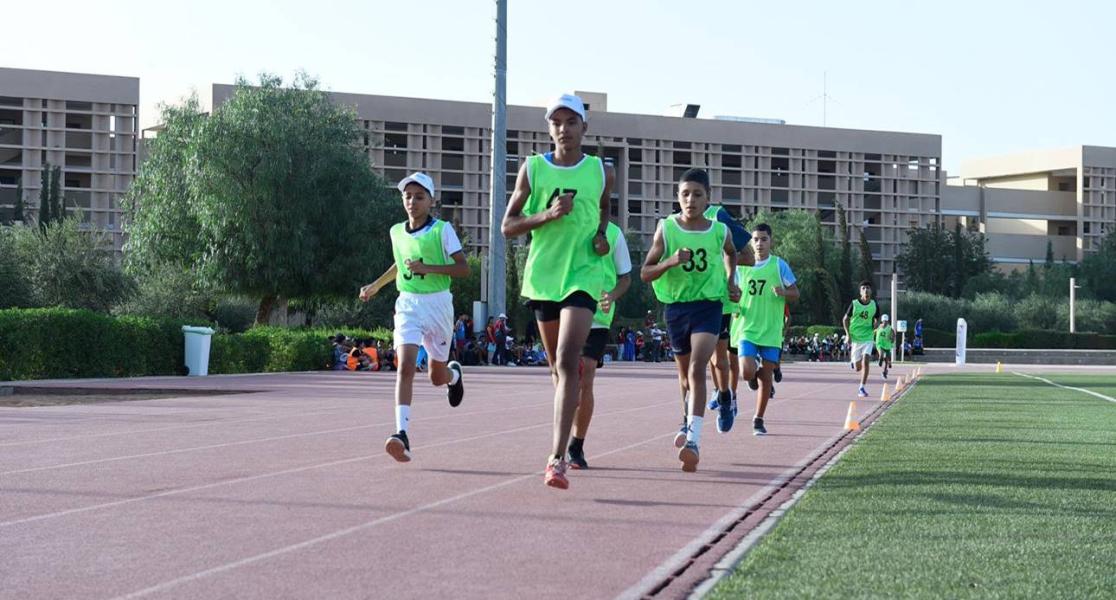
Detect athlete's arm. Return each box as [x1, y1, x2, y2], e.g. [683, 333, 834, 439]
[775, 283, 800, 302]
[593, 164, 616, 256]
[722, 233, 740, 302]
[640, 221, 686, 282]
[359, 263, 398, 301]
[841, 303, 852, 338]
[501, 163, 567, 237]
[407, 250, 469, 278]
[600, 273, 631, 314]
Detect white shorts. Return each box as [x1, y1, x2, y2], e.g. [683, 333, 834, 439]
[393, 291, 454, 364]
[850, 341, 875, 363]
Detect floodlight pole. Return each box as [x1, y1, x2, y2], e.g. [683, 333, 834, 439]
[486, 0, 508, 321]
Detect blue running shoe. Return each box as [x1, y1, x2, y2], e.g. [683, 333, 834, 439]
[707, 390, 720, 411]
[716, 391, 735, 433]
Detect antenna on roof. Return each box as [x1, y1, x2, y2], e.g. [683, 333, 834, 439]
[806, 71, 839, 126]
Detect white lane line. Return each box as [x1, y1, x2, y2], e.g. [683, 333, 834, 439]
[1012, 372, 1116, 404]
[0, 406, 357, 448]
[108, 430, 677, 600]
[0, 399, 555, 474]
[616, 380, 882, 600]
[0, 399, 676, 528]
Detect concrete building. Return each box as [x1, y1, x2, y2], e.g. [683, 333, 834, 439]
[944, 146, 1116, 267]
[211, 85, 942, 293]
[0, 67, 139, 249]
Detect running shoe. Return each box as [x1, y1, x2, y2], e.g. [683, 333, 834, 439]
[747, 376, 759, 391]
[707, 389, 720, 411]
[716, 391, 735, 433]
[678, 441, 700, 472]
[752, 417, 767, 436]
[773, 367, 783, 383]
[447, 361, 464, 407]
[385, 431, 411, 463]
[769, 384, 776, 398]
[567, 440, 588, 470]
[674, 421, 690, 448]
[858, 386, 869, 398]
[544, 457, 569, 489]
[882, 367, 889, 380]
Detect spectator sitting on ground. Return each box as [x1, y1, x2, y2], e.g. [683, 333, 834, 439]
[329, 334, 353, 370]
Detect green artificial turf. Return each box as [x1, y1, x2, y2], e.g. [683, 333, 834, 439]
[709, 373, 1116, 599]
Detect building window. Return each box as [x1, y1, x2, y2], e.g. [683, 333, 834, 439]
[442, 126, 465, 136]
[384, 121, 408, 131]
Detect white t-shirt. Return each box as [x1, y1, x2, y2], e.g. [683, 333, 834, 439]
[592, 231, 633, 330]
[752, 256, 797, 288]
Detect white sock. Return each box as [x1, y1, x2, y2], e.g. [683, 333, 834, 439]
[395, 405, 410, 433]
[687, 415, 704, 444]
[447, 367, 460, 386]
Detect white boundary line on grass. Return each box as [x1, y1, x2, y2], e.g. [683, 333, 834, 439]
[1012, 372, 1116, 404]
[683, 374, 919, 599]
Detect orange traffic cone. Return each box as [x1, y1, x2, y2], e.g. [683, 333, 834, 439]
[896, 375, 906, 391]
[881, 383, 890, 402]
[844, 401, 860, 431]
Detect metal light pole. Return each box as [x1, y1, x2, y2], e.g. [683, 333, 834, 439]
[1070, 277, 1080, 333]
[485, 0, 508, 321]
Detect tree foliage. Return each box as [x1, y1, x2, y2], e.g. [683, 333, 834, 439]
[124, 73, 398, 324]
[896, 222, 992, 298]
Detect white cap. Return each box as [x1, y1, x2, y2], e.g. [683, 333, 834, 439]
[497, 313, 507, 319]
[881, 314, 890, 322]
[397, 172, 435, 197]
[544, 94, 587, 122]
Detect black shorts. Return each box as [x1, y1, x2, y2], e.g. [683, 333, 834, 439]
[664, 300, 723, 356]
[527, 291, 598, 323]
[581, 328, 609, 365]
[718, 313, 732, 341]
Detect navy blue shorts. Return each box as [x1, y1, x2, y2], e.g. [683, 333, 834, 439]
[664, 300, 723, 356]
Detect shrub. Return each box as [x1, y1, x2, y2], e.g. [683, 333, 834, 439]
[972, 330, 1116, 349]
[0, 308, 189, 381]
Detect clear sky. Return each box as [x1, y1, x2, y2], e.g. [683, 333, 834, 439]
[4, 0, 1114, 173]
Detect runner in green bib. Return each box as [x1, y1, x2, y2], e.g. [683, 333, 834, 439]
[736, 223, 799, 436]
[501, 94, 615, 490]
[701, 205, 754, 424]
[569, 221, 631, 469]
[359, 172, 470, 463]
[875, 315, 895, 380]
[843, 280, 881, 397]
[642, 169, 740, 472]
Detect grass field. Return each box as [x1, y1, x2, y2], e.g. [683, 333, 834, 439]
[709, 373, 1116, 599]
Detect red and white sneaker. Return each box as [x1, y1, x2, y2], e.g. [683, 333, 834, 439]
[544, 457, 569, 490]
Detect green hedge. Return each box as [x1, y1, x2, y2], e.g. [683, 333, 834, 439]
[0, 308, 190, 380]
[0, 308, 392, 381]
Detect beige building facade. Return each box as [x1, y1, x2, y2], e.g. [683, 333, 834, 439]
[212, 85, 942, 294]
[0, 67, 139, 249]
[945, 146, 1116, 266]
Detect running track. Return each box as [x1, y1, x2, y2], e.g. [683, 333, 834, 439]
[1, 361, 925, 599]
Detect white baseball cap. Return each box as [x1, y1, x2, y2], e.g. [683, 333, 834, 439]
[397, 172, 435, 197]
[881, 314, 890, 322]
[544, 93, 587, 123]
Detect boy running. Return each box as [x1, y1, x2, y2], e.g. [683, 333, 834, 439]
[843, 280, 880, 398]
[502, 94, 614, 490]
[359, 172, 469, 462]
[703, 203, 752, 433]
[737, 224, 799, 436]
[568, 220, 631, 469]
[875, 313, 894, 379]
[642, 168, 740, 472]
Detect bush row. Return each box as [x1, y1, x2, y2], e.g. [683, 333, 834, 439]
[0, 308, 391, 381]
